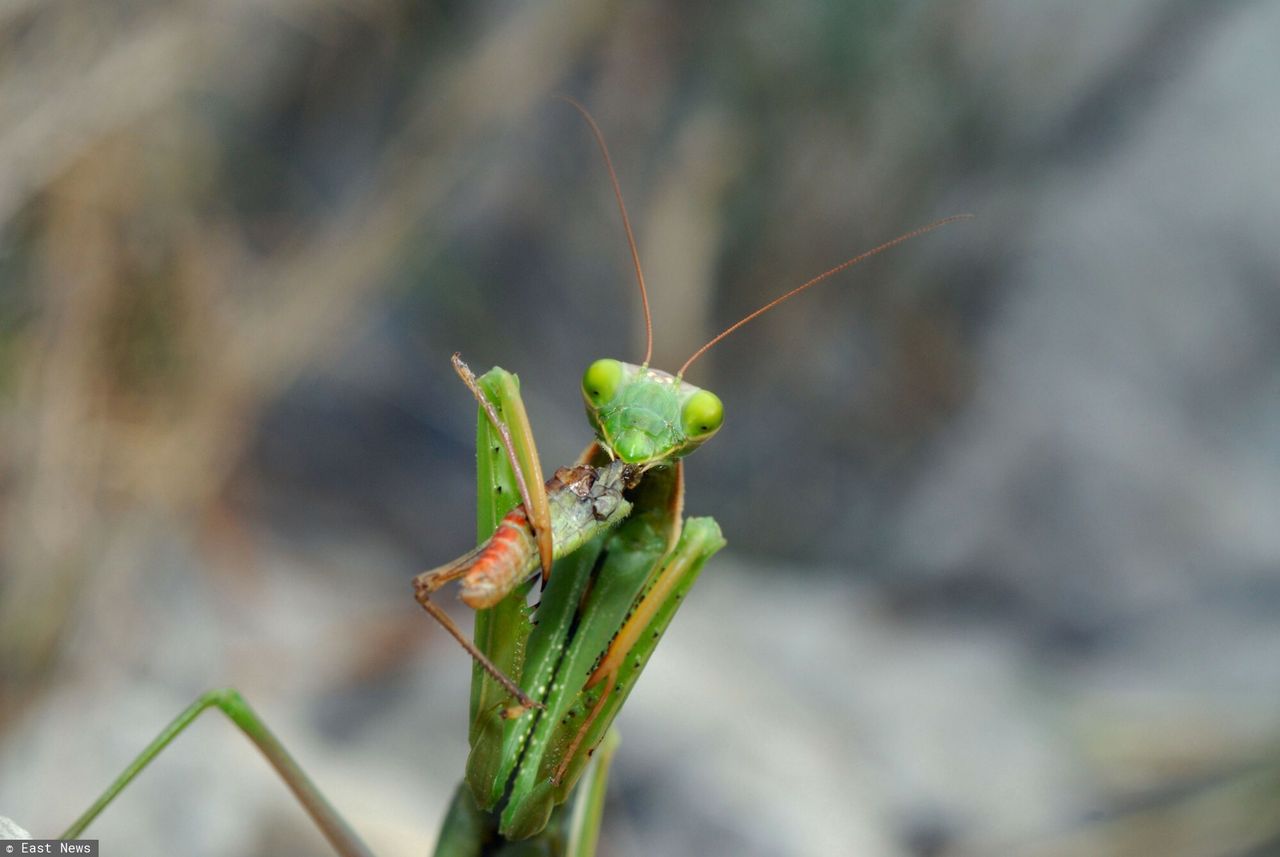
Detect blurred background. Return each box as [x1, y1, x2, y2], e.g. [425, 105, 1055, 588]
[2, 1, 1279, 855]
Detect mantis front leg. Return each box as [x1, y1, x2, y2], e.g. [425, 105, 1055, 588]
[449, 353, 552, 579]
[413, 354, 554, 711]
[496, 462, 726, 840]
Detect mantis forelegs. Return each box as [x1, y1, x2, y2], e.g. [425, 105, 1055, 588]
[411, 355, 558, 712]
[450, 353, 553, 580]
[494, 463, 725, 840]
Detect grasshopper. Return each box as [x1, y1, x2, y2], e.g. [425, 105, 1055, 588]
[50, 98, 966, 856]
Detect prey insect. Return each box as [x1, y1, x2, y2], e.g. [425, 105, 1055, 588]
[47, 97, 967, 857]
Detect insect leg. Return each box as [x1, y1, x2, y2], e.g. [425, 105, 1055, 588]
[413, 557, 542, 711]
[551, 469, 727, 792]
[497, 463, 722, 839]
[451, 353, 553, 581]
[63, 689, 374, 857]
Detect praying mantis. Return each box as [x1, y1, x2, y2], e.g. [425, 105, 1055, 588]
[45, 98, 968, 856]
[415, 100, 967, 848]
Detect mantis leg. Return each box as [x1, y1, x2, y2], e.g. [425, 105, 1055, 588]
[552, 461, 702, 787]
[62, 688, 374, 857]
[412, 355, 556, 711]
[450, 353, 553, 580]
[461, 366, 562, 786]
[544, 514, 722, 803]
[497, 464, 725, 840]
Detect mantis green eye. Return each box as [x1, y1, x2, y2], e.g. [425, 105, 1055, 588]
[681, 390, 723, 438]
[582, 359, 624, 406]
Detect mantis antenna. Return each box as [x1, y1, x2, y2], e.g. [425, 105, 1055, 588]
[558, 95, 655, 367]
[677, 214, 974, 378]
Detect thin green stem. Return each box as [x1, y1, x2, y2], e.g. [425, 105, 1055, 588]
[61, 688, 375, 857]
[564, 729, 619, 857]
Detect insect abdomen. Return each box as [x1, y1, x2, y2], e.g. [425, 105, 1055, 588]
[459, 510, 537, 609]
[459, 462, 635, 609]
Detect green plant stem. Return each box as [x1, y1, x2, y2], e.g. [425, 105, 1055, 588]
[565, 728, 619, 857]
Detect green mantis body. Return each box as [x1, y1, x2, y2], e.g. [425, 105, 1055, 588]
[421, 360, 725, 841]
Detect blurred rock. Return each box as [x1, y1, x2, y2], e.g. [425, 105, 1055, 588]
[3, 1, 1279, 855]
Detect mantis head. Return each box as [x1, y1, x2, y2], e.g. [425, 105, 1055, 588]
[581, 359, 723, 466]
